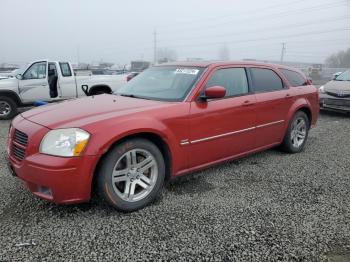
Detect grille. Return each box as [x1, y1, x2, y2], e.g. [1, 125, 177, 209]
[14, 129, 28, 146]
[11, 129, 28, 161]
[12, 143, 26, 160]
[324, 99, 350, 107]
[326, 91, 350, 98]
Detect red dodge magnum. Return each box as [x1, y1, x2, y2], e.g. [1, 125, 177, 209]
[7, 61, 319, 211]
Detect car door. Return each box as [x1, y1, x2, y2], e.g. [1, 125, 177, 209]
[19, 61, 50, 102]
[248, 67, 294, 148]
[188, 67, 257, 168]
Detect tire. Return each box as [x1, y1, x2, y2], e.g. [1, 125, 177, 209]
[97, 138, 165, 212]
[0, 96, 17, 120]
[281, 111, 310, 153]
[91, 90, 106, 95]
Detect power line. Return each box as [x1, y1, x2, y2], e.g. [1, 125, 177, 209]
[158, 0, 349, 34]
[158, 15, 350, 44]
[157, 0, 308, 29]
[160, 28, 350, 50]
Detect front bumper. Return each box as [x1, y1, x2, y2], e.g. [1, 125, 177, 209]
[7, 115, 100, 204]
[319, 93, 350, 112]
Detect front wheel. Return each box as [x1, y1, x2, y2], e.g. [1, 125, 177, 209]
[281, 111, 310, 153]
[0, 96, 17, 120]
[97, 138, 165, 212]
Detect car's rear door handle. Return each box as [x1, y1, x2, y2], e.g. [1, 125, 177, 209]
[285, 93, 292, 99]
[242, 100, 255, 106]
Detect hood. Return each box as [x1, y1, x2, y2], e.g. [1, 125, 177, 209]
[0, 77, 17, 87]
[21, 94, 169, 129]
[324, 80, 350, 93]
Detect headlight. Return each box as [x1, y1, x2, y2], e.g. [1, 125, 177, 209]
[319, 86, 325, 93]
[40, 128, 90, 157]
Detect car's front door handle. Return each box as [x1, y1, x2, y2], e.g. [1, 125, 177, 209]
[242, 100, 255, 106]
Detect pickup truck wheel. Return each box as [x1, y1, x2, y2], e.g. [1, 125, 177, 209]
[97, 138, 165, 212]
[91, 90, 106, 95]
[281, 111, 310, 153]
[0, 96, 17, 120]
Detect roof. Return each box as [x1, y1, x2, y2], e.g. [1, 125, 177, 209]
[156, 60, 305, 75]
[156, 60, 296, 70]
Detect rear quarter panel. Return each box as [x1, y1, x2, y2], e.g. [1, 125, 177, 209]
[286, 85, 319, 129]
[76, 75, 127, 94]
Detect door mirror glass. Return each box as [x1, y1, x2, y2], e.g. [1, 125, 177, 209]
[203, 86, 226, 100]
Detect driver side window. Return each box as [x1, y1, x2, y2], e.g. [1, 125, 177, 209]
[23, 62, 47, 80]
[205, 68, 249, 97]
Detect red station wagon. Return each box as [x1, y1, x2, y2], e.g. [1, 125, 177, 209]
[7, 61, 319, 211]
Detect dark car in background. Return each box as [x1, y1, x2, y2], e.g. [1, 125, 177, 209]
[319, 69, 350, 113]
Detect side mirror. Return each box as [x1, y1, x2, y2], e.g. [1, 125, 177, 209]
[16, 74, 23, 80]
[306, 77, 313, 85]
[332, 72, 342, 80]
[201, 86, 226, 100]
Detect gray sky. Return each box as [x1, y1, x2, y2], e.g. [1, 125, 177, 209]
[1, 0, 350, 65]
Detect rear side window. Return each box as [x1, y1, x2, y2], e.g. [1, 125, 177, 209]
[59, 62, 72, 77]
[250, 68, 284, 92]
[280, 69, 307, 87]
[205, 68, 249, 97]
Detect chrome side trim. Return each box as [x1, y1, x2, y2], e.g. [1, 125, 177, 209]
[191, 126, 256, 144]
[180, 139, 190, 145]
[256, 120, 285, 129]
[180, 120, 285, 145]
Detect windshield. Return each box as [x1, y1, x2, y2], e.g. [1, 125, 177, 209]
[335, 70, 350, 81]
[116, 66, 205, 101]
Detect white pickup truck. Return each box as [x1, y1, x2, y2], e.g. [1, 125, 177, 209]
[0, 60, 127, 119]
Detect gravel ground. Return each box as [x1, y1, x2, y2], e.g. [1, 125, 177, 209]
[0, 112, 350, 261]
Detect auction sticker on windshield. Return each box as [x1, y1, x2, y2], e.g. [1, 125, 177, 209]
[175, 68, 200, 75]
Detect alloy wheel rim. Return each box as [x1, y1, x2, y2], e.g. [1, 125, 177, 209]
[0, 101, 11, 116]
[291, 117, 307, 148]
[111, 149, 158, 202]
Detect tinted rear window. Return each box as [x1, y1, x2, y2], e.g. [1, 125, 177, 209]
[250, 68, 284, 92]
[280, 69, 306, 87]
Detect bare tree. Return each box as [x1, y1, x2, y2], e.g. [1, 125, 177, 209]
[157, 48, 177, 64]
[218, 44, 230, 61]
[325, 48, 350, 68]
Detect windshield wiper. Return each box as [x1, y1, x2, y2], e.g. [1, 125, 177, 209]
[118, 93, 138, 98]
[117, 93, 152, 100]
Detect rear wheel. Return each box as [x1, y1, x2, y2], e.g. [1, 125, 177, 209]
[97, 138, 165, 212]
[281, 111, 310, 153]
[91, 90, 107, 95]
[0, 96, 17, 120]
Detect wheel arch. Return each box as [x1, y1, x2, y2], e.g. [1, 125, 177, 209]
[288, 98, 313, 122]
[297, 106, 312, 125]
[88, 84, 112, 95]
[0, 90, 22, 105]
[91, 131, 173, 197]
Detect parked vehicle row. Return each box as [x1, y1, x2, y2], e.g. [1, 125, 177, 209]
[7, 61, 319, 212]
[319, 69, 350, 113]
[0, 60, 127, 119]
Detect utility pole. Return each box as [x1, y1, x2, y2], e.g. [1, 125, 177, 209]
[77, 45, 80, 65]
[280, 42, 286, 63]
[153, 29, 157, 65]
